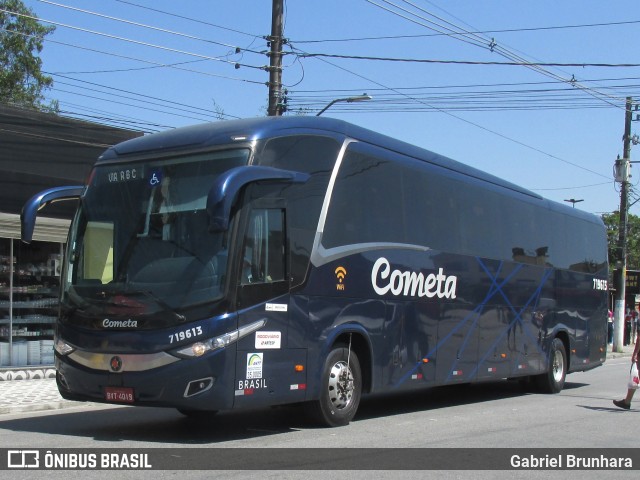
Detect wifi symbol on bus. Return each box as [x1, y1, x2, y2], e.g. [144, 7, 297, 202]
[335, 266, 347, 284]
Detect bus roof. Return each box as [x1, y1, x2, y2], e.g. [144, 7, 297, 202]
[97, 116, 600, 224]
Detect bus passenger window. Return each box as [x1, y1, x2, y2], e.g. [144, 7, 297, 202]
[240, 209, 285, 285]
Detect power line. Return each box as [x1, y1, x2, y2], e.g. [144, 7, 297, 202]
[290, 45, 609, 179]
[295, 52, 640, 69]
[291, 19, 640, 44]
[0, 7, 265, 71]
[289, 76, 640, 94]
[364, 0, 626, 109]
[48, 73, 241, 120]
[0, 26, 266, 85]
[112, 0, 259, 39]
[37, 1, 265, 58]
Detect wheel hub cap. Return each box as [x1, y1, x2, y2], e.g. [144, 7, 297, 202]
[327, 360, 354, 410]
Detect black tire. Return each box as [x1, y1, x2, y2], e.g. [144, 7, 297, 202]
[308, 346, 362, 427]
[535, 337, 567, 393]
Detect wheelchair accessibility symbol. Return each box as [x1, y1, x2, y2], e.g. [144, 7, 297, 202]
[149, 171, 162, 186]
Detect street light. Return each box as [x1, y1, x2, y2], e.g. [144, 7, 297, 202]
[316, 94, 372, 116]
[564, 198, 584, 208]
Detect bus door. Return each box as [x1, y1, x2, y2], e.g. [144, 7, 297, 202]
[232, 194, 306, 407]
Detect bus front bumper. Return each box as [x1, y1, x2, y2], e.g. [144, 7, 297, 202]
[55, 348, 235, 412]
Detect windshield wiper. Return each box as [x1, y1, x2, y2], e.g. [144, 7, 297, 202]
[120, 289, 186, 323]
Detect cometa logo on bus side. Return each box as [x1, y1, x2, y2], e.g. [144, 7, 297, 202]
[371, 257, 458, 299]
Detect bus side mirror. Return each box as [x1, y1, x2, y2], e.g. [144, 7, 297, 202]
[206, 166, 308, 232]
[21, 185, 84, 243]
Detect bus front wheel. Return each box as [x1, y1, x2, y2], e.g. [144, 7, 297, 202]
[535, 337, 567, 393]
[308, 346, 362, 427]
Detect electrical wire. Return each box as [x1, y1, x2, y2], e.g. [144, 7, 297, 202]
[295, 52, 640, 68]
[112, 0, 259, 38]
[48, 73, 241, 120]
[0, 26, 266, 85]
[37, 1, 266, 58]
[290, 44, 609, 180]
[291, 19, 640, 44]
[364, 0, 626, 109]
[0, 7, 265, 71]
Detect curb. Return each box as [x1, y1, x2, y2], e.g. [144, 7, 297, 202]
[0, 400, 78, 415]
[0, 367, 56, 381]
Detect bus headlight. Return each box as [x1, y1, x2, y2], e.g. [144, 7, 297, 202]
[54, 338, 75, 356]
[172, 319, 265, 358]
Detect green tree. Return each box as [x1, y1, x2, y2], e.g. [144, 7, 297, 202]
[602, 211, 640, 270]
[0, 0, 56, 111]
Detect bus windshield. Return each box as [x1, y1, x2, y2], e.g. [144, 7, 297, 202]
[62, 149, 250, 324]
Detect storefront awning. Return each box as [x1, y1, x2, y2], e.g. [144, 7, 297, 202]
[0, 212, 70, 243]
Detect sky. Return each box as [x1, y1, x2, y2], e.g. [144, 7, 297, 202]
[15, 0, 640, 217]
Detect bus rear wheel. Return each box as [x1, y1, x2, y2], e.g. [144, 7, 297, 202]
[535, 337, 567, 393]
[308, 346, 362, 427]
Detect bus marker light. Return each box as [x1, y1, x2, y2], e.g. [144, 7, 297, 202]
[294, 364, 304, 372]
[501, 353, 507, 358]
[422, 358, 429, 363]
[192, 343, 207, 357]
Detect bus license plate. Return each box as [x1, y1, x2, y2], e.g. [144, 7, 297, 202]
[104, 386, 135, 403]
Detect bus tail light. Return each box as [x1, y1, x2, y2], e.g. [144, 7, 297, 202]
[172, 319, 266, 358]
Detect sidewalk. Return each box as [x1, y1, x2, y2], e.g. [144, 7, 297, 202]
[0, 344, 635, 415]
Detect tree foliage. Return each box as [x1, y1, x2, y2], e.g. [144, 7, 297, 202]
[0, 0, 56, 111]
[602, 211, 640, 270]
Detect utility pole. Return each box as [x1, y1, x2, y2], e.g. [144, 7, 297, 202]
[267, 0, 284, 116]
[613, 97, 633, 353]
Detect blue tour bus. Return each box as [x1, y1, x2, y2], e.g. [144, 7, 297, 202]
[22, 116, 608, 426]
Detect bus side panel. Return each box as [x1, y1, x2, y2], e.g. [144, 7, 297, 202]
[382, 300, 437, 389]
[435, 305, 479, 384]
[233, 295, 308, 407]
[233, 348, 308, 408]
[476, 306, 513, 381]
[555, 270, 608, 372]
[469, 259, 551, 380]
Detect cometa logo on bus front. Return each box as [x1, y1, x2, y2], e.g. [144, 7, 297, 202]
[371, 257, 458, 299]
